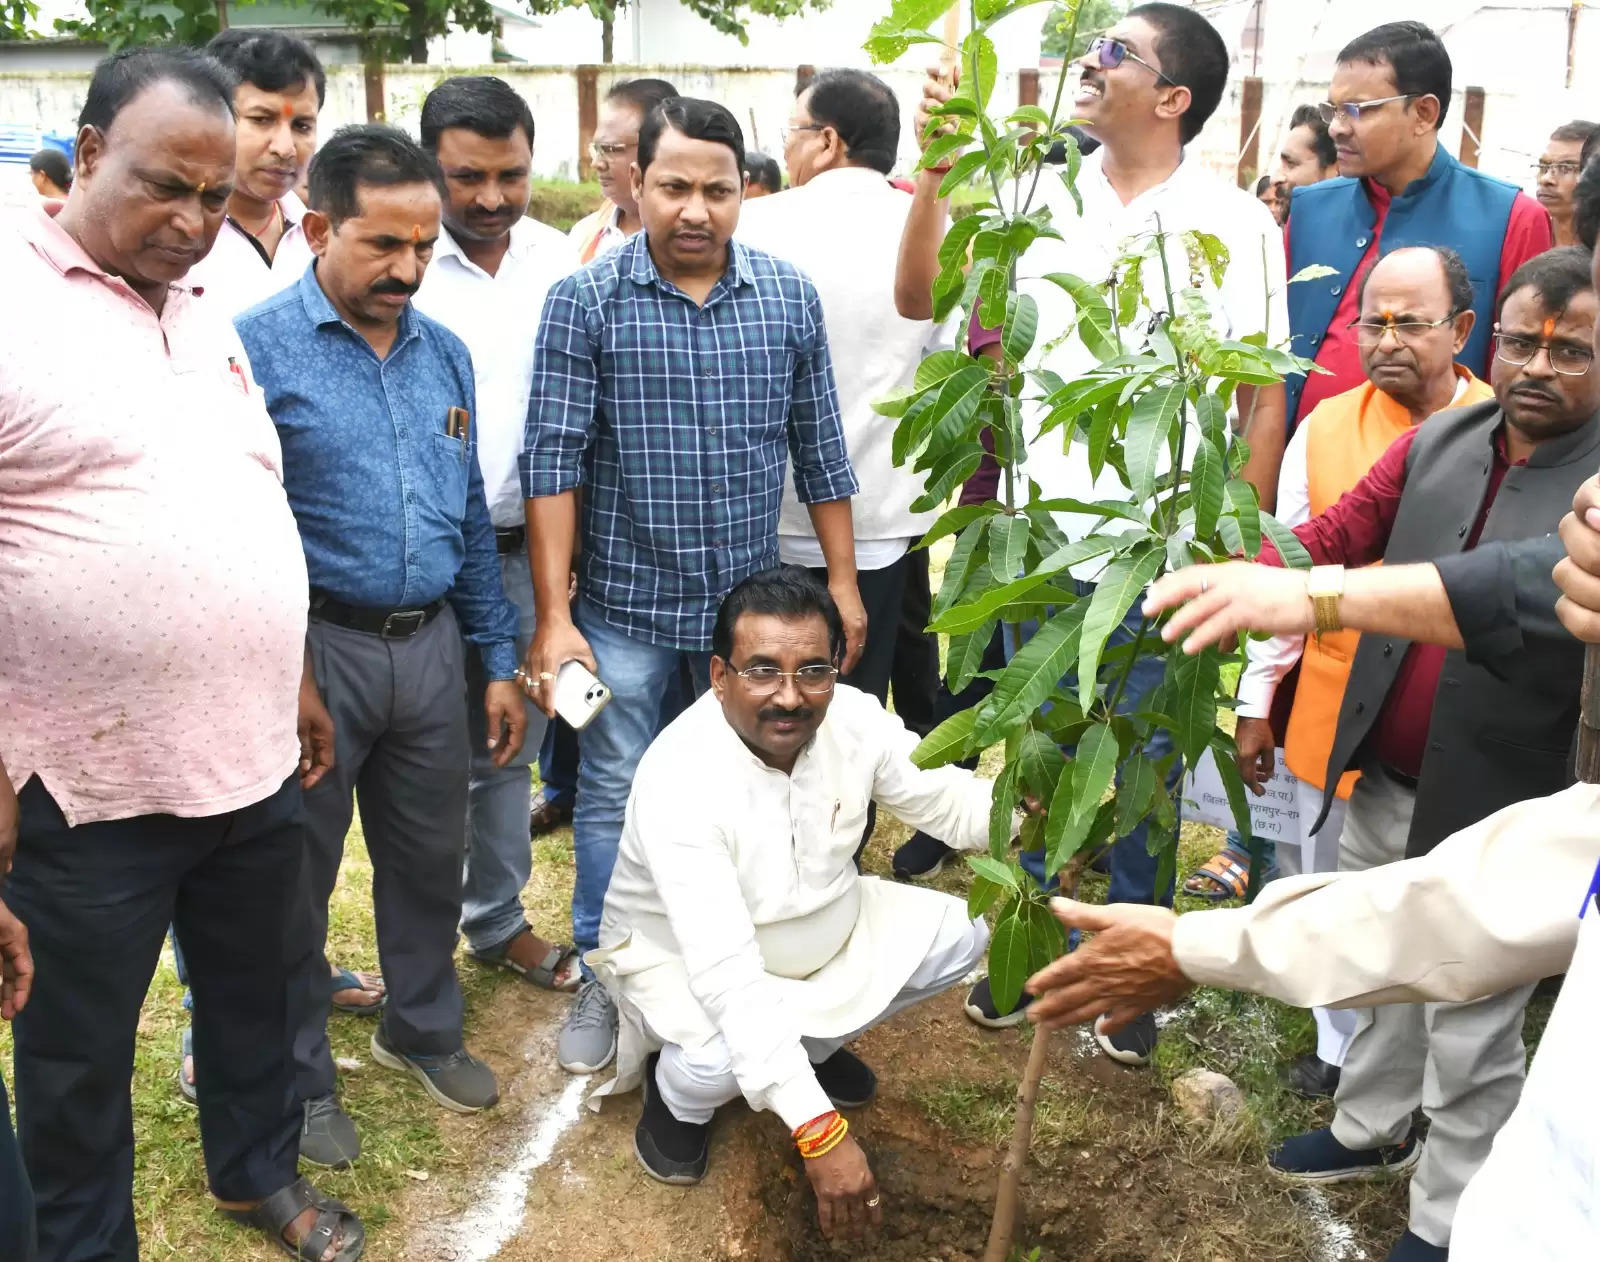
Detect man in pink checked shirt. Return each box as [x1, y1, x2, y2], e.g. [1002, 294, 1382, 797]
[0, 47, 361, 1262]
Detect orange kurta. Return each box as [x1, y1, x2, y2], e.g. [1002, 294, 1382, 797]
[1282, 367, 1496, 797]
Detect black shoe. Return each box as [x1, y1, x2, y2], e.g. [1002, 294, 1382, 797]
[962, 975, 1033, 1029]
[1285, 1052, 1341, 1100]
[1385, 1229, 1447, 1261]
[1095, 1011, 1157, 1066]
[1269, 1126, 1421, 1183]
[813, 1047, 876, 1109]
[892, 831, 956, 882]
[634, 1053, 709, 1186]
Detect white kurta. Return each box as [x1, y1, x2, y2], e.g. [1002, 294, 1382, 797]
[587, 686, 996, 1129]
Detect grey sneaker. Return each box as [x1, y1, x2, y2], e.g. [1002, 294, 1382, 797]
[558, 978, 618, 1074]
[369, 1027, 499, 1114]
[299, 1093, 361, 1169]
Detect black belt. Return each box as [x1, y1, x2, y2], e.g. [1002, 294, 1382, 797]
[1374, 762, 1420, 791]
[495, 526, 526, 555]
[309, 591, 446, 639]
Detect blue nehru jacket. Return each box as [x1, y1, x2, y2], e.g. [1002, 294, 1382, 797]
[236, 265, 518, 680]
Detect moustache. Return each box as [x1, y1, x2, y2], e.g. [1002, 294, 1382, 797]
[1511, 383, 1560, 405]
[369, 279, 419, 297]
[758, 706, 814, 723]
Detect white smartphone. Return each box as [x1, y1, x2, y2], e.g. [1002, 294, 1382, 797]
[552, 659, 612, 731]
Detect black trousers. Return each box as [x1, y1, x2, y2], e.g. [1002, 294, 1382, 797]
[890, 548, 941, 737]
[810, 553, 912, 705]
[0, 1072, 35, 1261]
[7, 777, 307, 1262]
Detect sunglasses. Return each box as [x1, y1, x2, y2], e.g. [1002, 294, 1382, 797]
[1087, 36, 1178, 88]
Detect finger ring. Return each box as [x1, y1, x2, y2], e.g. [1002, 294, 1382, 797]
[537, 671, 557, 683]
[1200, 577, 1209, 594]
[866, 1195, 881, 1208]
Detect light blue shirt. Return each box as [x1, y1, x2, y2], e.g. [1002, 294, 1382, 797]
[236, 266, 518, 679]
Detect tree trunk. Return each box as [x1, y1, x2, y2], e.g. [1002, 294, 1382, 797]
[1577, 644, 1600, 782]
[982, 1027, 1050, 1262]
[602, 16, 614, 63]
[215, 1, 228, 30]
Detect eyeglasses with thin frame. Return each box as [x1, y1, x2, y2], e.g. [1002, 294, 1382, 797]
[1492, 329, 1596, 376]
[1316, 94, 1420, 126]
[587, 139, 634, 163]
[1534, 160, 1583, 179]
[1347, 311, 1462, 347]
[780, 123, 823, 147]
[1086, 36, 1177, 88]
[732, 664, 839, 697]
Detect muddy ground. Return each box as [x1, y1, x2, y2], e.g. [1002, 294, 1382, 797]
[387, 974, 1406, 1262]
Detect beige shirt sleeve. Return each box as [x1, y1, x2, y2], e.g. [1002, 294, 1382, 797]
[1173, 783, 1600, 1008]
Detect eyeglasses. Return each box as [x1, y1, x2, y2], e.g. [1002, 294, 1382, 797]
[587, 139, 634, 163]
[1087, 36, 1177, 88]
[780, 124, 823, 146]
[1316, 94, 1420, 125]
[1347, 312, 1460, 346]
[1535, 161, 1582, 179]
[1493, 330, 1595, 376]
[732, 664, 839, 696]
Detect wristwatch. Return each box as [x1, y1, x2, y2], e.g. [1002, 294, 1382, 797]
[1306, 565, 1346, 635]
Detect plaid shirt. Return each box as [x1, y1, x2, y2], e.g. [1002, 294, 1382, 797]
[521, 231, 856, 649]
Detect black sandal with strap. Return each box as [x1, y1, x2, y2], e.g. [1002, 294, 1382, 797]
[219, 1177, 365, 1261]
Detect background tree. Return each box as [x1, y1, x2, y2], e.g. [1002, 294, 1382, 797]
[1, 0, 37, 40]
[1040, 0, 1121, 61]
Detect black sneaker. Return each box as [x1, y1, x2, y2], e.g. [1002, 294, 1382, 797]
[370, 1027, 499, 1114]
[1385, 1229, 1447, 1261]
[892, 831, 956, 882]
[1284, 1052, 1341, 1100]
[1095, 1011, 1157, 1066]
[634, 1053, 710, 1186]
[298, 1093, 361, 1169]
[1268, 1126, 1421, 1183]
[962, 975, 1033, 1029]
[812, 1047, 876, 1109]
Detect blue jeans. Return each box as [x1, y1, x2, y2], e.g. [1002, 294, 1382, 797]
[536, 717, 579, 810]
[460, 556, 551, 955]
[1013, 581, 1177, 908]
[570, 600, 710, 968]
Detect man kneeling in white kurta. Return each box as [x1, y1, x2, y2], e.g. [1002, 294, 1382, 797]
[587, 567, 998, 1238]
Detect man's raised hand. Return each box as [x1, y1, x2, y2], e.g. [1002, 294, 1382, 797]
[1143, 561, 1314, 655]
[1024, 899, 1192, 1032]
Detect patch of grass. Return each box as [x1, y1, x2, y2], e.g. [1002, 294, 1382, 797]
[911, 1074, 1100, 1159]
[528, 179, 603, 233]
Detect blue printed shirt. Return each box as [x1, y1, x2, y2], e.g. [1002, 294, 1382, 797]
[236, 266, 519, 679]
[520, 232, 857, 649]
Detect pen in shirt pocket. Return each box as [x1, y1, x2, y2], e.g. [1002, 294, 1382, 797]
[446, 407, 471, 462]
[226, 356, 250, 395]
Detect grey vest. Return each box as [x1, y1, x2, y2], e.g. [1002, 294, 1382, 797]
[1314, 398, 1598, 856]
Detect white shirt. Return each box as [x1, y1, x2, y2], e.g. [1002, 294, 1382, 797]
[1016, 150, 1288, 580]
[590, 686, 995, 1130]
[187, 191, 313, 320]
[413, 215, 573, 527]
[566, 201, 627, 263]
[737, 167, 947, 570]
[1235, 374, 1473, 719]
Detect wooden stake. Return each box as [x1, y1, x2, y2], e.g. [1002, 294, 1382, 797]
[982, 1026, 1050, 1262]
[942, 6, 961, 73]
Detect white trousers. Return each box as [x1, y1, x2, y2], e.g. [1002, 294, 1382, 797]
[1274, 784, 1357, 1066]
[1330, 763, 1535, 1247]
[656, 902, 988, 1125]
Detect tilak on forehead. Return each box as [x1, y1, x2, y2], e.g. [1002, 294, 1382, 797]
[410, 224, 423, 243]
[1544, 316, 1558, 339]
[283, 101, 296, 119]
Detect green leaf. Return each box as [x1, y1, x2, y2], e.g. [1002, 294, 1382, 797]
[1260, 512, 1312, 569]
[938, 150, 989, 199]
[1006, 105, 1053, 128]
[987, 902, 1031, 1016]
[1123, 383, 1186, 504]
[911, 443, 985, 513]
[1002, 292, 1039, 366]
[917, 502, 993, 550]
[1210, 741, 1258, 861]
[915, 349, 976, 393]
[988, 762, 1020, 859]
[1067, 722, 1119, 827]
[988, 513, 1029, 585]
[1224, 479, 1262, 557]
[1166, 650, 1221, 766]
[1076, 546, 1163, 712]
[968, 854, 1020, 892]
[1056, 136, 1084, 217]
[919, 364, 991, 453]
[1289, 262, 1340, 284]
[1194, 391, 1229, 452]
[1023, 898, 1068, 976]
[936, 212, 986, 272]
[1017, 728, 1067, 808]
[977, 263, 1008, 328]
[974, 602, 1088, 744]
[1033, 497, 1148, 527]
[1114, 753, 1160, 837]
[912, 709, 979, 769]
[932, 518, 988, 618]
[917, 131, 972, 172]
[1190, 437, 1225, 539]
[968, 874, 1005, 919]
[929, 536, 1115, 634]
[947, 619, 999, 693]
[863, 0, 955, 62]
[1042, 273, 1117, 360]
[959, 30, 999, 109]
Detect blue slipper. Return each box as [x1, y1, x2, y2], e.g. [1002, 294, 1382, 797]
[177, 1025, 197, 1106]
[329, 966, 386, 1016]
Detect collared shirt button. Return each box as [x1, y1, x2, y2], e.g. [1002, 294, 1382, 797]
[1331, 284, 1342, 296]
[707, 426, 718, 436]
[1356, 236, 1369, 248]
[702, 366, 714, 376]
[1457, 524, 1468, 538]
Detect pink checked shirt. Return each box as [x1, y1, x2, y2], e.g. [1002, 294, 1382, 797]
[0, 207, 308, 826]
